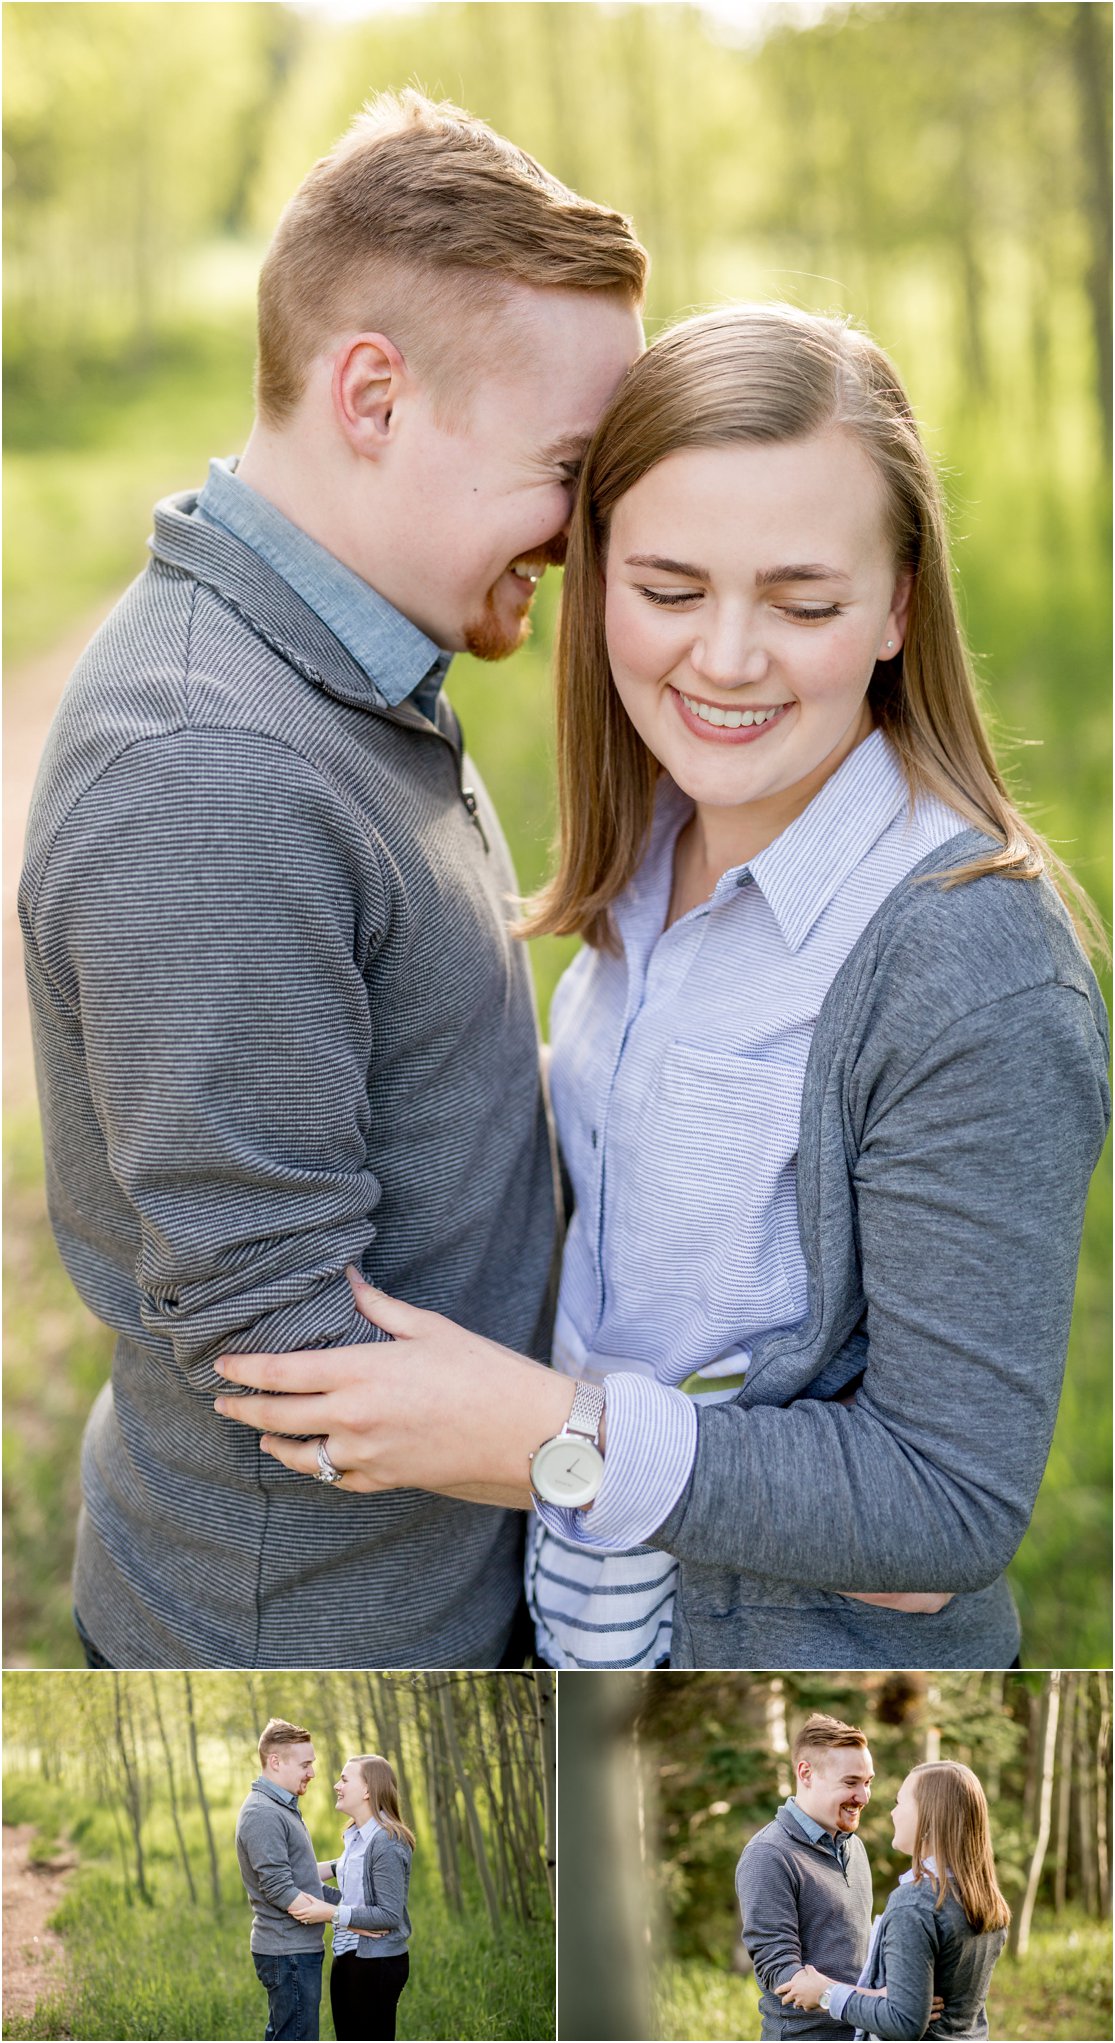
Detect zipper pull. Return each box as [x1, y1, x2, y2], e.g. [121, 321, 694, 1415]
[461, 787, 490, 854]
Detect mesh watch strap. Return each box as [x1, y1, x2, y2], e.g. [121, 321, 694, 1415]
[566, 1379, 605, 1442]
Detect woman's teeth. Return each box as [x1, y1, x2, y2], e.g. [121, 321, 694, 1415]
[678, 692, 788, 729]
[510, 564, 541, 584]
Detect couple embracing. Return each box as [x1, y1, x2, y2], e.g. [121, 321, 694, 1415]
[235, 1718, 413, 2043]
[737, 1713, 1009, 2041]
[22, 89, 1109, 1674]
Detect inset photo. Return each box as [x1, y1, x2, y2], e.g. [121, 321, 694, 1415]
[557, 1669, 1111, 2042]
[2, 1669, 555, 2042]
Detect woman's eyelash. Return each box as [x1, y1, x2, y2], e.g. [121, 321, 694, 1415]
[637, 588, 845, 620]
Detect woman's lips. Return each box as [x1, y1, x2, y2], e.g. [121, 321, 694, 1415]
[671, 687, 793, 743]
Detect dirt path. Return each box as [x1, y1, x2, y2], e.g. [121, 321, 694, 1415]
[4, 602, 116, 1112]
[2, 1821, 75, 2028]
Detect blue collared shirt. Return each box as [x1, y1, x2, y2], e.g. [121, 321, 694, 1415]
[195, 456, 452, 715]
[531, 732, 966, 1644]
[332, 1814, 382, 1955]
[785, 1797, 850, 1868]
[251, 1775, 301, 1813]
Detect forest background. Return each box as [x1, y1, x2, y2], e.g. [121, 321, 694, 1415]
[2, 1669, 555, 2042]
[3, 0, 1112, 1666]
[558, 1669, 1113, 2042]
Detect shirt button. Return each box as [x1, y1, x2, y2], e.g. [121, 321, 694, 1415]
[591, 1129, 598, 1148]
[736, 872, 751, 888]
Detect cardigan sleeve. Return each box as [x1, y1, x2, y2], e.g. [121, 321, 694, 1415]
[340, 1834, 409, 1933]
[836, 1890, 937, 2040]
[650, 975, 1109, 1590]
[735, 1841, 804, 1991]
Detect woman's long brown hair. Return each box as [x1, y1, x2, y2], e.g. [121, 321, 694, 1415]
[345, 1754, 416, 1850]
[907, 1761, 1011, 1933]
[520, 303, 1104, 956]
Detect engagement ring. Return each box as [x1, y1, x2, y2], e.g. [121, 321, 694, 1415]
[315, 1437, 343, 1484]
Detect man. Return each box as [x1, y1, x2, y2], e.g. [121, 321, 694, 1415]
[20, 91, 645, 1668]
[736, 1714, 875, 2042]
[235, 1719, 326, 2042]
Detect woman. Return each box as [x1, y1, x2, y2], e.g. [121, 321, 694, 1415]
[777, 1760, 1010, 2039]
[290, 1753, 413, 2043]
[214, 303, 1110, 1671]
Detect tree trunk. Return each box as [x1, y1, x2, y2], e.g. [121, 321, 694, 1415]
[149, 1674, 197, 1904]
[113, 1679, 152, 1904]
[183, 1672, 222, 1906]
[1095, 1672, 1110, 1916]
[534, 1672, 557, 1912]
[1053, 1673, 1076, 1914]
[439, 1682, 501, 1933]
[1070, 1, 1114, 456]
[1075, 1679, 1099, 1916]
[558, 1672, 654, 2041]
[1012, 1672, 1061, 1958]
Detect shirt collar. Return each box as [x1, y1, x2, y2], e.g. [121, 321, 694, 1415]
[252, 1775, 300, 1811]
[745, 729, 912, 952]
[195, 456, 451, 709]
[785, 1797, 845, 1853]
[900, 1856, 938, 1884]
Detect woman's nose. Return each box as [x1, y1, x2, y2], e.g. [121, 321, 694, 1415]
[689, 608, 769, 689]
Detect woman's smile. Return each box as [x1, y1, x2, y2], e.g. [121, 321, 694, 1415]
[672, 688, 794, 741]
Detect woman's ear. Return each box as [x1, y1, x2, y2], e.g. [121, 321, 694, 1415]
[881, 568, 914, 657]
[332, 333, 408, 458]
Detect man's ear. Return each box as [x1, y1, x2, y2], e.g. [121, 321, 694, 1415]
[332, 333, 408, 458]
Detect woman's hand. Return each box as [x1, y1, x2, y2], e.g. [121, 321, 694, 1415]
[776, 1965, 831, 2011]
[288, 1894, 336, 1923]
[838, 1589, 954, 1613]
[315, 1860, 335, 1882]
[214, 1270, 578, 1508]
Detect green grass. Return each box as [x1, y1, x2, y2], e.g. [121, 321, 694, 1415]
[653, 1914, 1113, 2043]
[1, 1776, 554, 2041]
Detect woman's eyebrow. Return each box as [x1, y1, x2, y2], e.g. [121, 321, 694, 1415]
[755, 562, 852, 586]
[625, 553, 707, 576]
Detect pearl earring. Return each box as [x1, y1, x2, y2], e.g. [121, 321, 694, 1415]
[886, 640, 894, 650]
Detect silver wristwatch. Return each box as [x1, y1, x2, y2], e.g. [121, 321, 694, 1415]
[529, 1380, 606, 1506]
[818, 1988, 835, 2013]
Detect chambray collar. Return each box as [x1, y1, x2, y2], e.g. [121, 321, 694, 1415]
[195, 456, 451, 709]
[252, 1775, 301, 1813]
[785, 1797, 839, 1848]
[747, 728, 912, 952]
[642, 727, 913, 954]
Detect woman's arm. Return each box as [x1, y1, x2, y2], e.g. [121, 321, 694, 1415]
[340, 1837, 409, 1935]
[831, 1893, 938, 2041]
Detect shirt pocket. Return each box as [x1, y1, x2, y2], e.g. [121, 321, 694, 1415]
[612, 1044, 808, 1332]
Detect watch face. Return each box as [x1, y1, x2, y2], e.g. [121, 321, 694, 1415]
[530, 1435, 605, 1508]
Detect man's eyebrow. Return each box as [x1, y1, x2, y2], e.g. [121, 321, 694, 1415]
[755, 562, 851, 587]
[539, 433, 591, 465]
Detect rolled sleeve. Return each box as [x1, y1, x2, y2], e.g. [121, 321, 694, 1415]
[533, 1372, 698, 1550]
[825, 1983, 854, 2021]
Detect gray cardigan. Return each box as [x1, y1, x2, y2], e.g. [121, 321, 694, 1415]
[20, 492, 558, 1669]
[235, 1779, 325, 1956]
[652, 835, 1109, 1667]
[838, 1876, 1007, 2039]
[324, 1827, 412, 1961]
[736, 1802, 873, 2042]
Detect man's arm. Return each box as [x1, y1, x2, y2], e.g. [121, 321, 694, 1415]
[735, 1843, 803, 1993]
[28, 730, 390, 1386]
[239, 1812, 309, 1916]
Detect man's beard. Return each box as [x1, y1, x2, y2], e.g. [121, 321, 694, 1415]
[463, 540, 566, 663]
[463, 597, 534, 663]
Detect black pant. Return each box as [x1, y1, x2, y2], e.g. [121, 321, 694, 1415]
[329, 1952, 409, 2042]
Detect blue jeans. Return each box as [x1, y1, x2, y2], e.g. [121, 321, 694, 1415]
[252, 1950, 323, 2041]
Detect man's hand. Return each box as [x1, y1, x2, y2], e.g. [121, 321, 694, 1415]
[777, 1965, 831, 2011]
[288, 1893, 336, 1924]
[214, 1270, 576, 1508]
[352, 1928, 392, 1939]
[838, 1590, 955, 1613]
